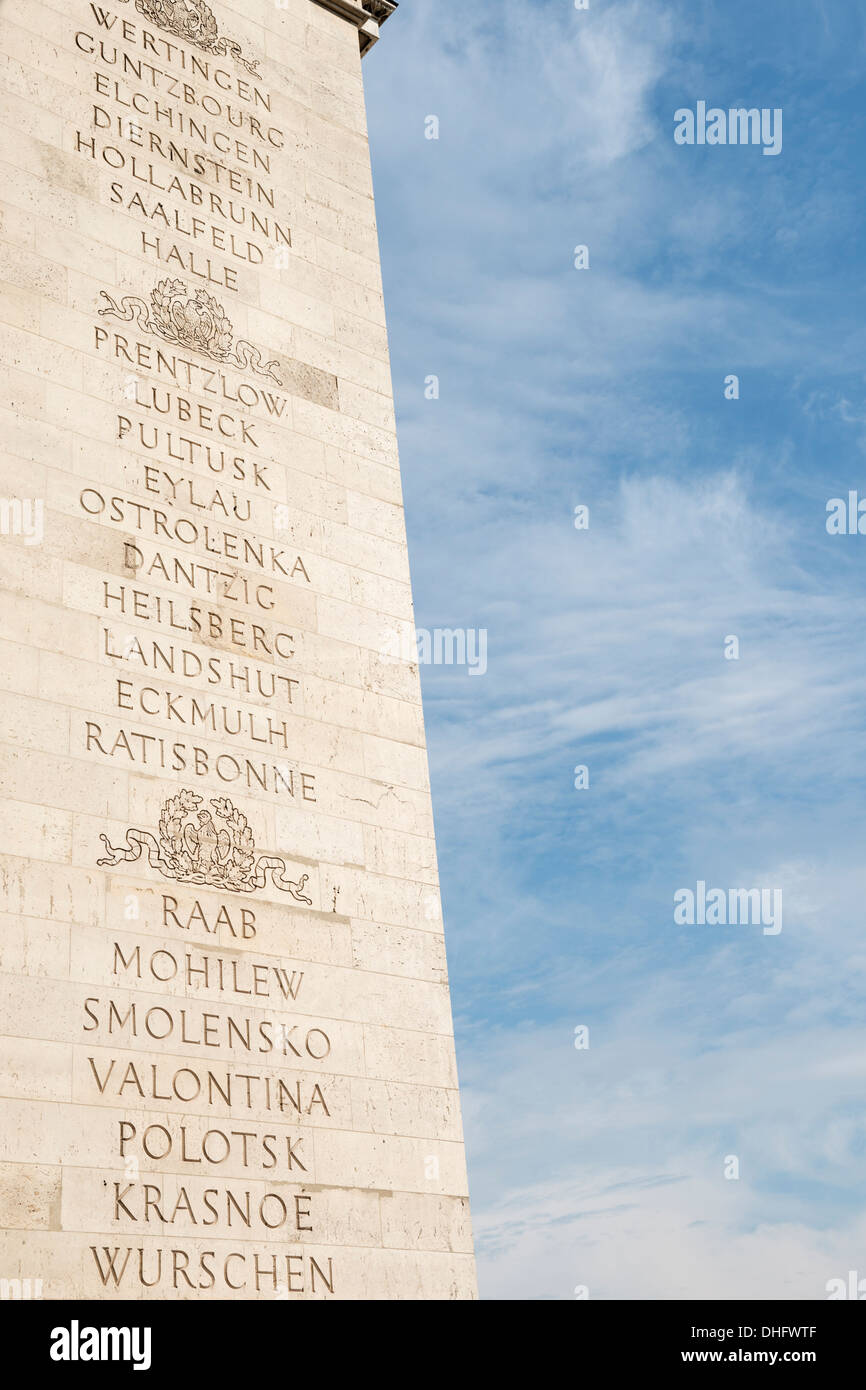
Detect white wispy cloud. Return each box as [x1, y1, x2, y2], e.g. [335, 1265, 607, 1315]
[365, 0, 866, 1298]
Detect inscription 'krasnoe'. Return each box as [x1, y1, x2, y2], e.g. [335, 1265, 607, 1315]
[99, 280, 283, 385]
[98, 790, 312, 899]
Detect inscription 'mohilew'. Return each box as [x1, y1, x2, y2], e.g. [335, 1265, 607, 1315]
[98, 790, 312, 900]
[99, 281, 283, 385]
[117, 0, 260, 74]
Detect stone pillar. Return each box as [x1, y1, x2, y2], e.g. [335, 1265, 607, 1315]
[0, 0, 476, 1300]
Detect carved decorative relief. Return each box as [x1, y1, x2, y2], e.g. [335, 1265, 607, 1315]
[118, 0, 260, 73]
[99, 280, 283, 385]
[98, 790, 313, 900]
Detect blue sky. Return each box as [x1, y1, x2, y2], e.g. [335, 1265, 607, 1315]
[363, 0, 866, 1299]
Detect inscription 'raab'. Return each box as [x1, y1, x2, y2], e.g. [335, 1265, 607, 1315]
[0, 0, 475, 1300]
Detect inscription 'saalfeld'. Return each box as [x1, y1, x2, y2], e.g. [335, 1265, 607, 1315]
[109, 185, 290, 264]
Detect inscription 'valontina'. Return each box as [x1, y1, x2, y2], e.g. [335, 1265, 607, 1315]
[99, 280, 283, 385]
[117, 0, 260, 75]
[98, 790, 312, 900]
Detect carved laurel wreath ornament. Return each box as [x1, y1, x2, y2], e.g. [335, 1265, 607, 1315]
[117, 0, 260, 74]
[98, 279, 284, 385]
[98, 790, 313, 901]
